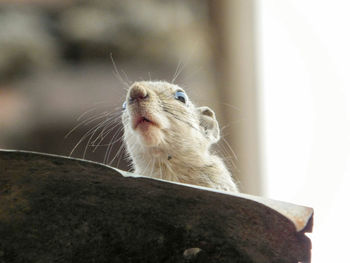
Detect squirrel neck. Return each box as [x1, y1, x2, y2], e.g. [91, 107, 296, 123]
[132, 147, 213, 180]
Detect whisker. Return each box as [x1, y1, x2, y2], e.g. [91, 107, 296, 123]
[69, 110, 121, 156]
[109, 138, 126, 166]
[82, 117, 118, 158]
[121, 69, 132, 85]
[104, 122, 124, 164]
[81, 117, 116, 156]
[90, 113, 122, 144]
[172, 40, 199, 84]
[172, 60, 183, 83]
[221, 136, 238, 163]
[91, 123, 122, 150]
[65, 110, 111, 139]
[76, 106, 102, 122]
[221, 102, 241, 112]
[110, 52, 130, 89]
[99, 129, 124, 151]
[163, 108, 199, 132]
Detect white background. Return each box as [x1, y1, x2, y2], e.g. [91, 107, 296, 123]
[257, 1, 350, 261]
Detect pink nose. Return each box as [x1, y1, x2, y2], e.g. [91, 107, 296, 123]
[129, 84, 148, 101]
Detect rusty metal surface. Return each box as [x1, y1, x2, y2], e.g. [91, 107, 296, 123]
[119, 169, 314, 233]
[0, 149, 313, 263]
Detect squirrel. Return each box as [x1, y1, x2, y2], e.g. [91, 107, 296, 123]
[122, 81, 238, 192]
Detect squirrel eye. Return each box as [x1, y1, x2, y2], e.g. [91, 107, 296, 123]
[122, 101, 127, 110]
[174, 91, 187, 104]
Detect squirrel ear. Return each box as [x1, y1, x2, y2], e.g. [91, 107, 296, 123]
[197, 106, 220, 143]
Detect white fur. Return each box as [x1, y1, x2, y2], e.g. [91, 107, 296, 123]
[122, 81, 238, 192]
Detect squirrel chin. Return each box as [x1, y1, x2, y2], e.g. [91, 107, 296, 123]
[136, 124, 164, 147]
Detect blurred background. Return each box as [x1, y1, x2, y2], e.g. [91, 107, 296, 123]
[1, 0, 349, 261]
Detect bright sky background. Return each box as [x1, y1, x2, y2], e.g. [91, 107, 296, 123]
[257, 1, 350, 262]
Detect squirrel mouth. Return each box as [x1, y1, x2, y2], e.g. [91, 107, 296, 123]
[133, 116, 156, 129]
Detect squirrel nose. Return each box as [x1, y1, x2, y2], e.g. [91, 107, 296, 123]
[129, 84, 148, 102]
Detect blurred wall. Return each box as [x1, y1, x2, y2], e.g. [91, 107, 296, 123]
[0, 0, 261, 194]
[210, 0, 261, 195]
[0, 0, 217, 171]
